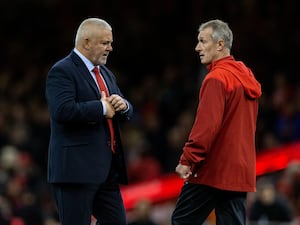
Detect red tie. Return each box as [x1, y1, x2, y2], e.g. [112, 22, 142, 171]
[92, 66, 115, 153]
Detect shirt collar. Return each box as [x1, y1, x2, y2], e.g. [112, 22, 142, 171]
[73, 48, 96, 72]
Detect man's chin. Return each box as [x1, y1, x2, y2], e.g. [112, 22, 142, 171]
[98, 60, 107, 65]
[100, 58, 108, 65]
[200, 59, 207, 65]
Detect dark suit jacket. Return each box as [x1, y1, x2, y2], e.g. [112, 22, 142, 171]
[46, 50, 133, 185]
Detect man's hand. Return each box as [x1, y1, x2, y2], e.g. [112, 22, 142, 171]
[175, 164, 192, 179]
[101, 91, 115, 118]
[108, 94, 128, 112]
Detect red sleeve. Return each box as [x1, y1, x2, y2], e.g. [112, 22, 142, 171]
[180, 77, 225, 167]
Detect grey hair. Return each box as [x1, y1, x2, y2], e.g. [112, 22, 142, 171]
[75, 18, 112, 45]
[198, 19, 233, 50]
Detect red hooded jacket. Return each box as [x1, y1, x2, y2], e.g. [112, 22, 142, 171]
[179, 56, 261, 192]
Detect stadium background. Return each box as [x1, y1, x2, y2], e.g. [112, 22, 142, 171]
[1, 0, 300, 224]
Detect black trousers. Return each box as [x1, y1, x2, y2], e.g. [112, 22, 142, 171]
[52, 159, 126, 225]
[172, 182, 247, 225]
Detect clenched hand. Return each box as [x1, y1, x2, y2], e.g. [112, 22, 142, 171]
[108, 94, 128, 112]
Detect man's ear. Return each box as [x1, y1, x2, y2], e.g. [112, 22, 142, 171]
[83, 38, 90, 50]
[217, 40, 224, 51]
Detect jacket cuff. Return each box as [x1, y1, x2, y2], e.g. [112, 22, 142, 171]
[179, 154, 190, 166]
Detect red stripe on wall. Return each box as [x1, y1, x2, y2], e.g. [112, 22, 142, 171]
[121, 141, 300, 210]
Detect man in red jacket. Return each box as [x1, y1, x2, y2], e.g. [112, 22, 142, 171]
[171, 19, 262, 225]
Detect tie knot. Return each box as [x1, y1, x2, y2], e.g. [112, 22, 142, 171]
[92, 66, 99, 74]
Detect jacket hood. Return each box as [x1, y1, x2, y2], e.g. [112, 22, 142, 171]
[209, 56, 262, 99]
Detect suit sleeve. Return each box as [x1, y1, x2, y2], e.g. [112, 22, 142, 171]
[102, 66, 134, 121]
[46, 65, 104, 124]
[119, 99, 134, 121]
[180, 77, 225, 169]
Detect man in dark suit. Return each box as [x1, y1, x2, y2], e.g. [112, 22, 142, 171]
[45, 18, 133, 225]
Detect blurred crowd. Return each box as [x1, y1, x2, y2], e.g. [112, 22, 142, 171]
[1, 0, 300, 224]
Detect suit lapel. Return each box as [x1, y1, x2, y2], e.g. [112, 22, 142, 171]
[70, 51, 100, 97]
[99, 66, 115, 95]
